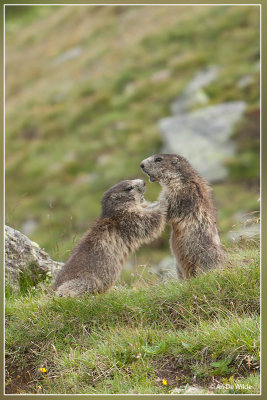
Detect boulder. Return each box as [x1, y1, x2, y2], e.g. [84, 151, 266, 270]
[159, 101, 246, 182]
[227, 224, 260, 242]
[171, 65, 219, 115]
[150, 257, 177, 281]
[5, 225, 63, 290]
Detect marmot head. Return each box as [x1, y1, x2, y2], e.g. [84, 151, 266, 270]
[140, 154, 196, 186]
[101, 179, 146, 217]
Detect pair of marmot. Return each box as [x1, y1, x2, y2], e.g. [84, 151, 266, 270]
[54, 154, 224, 297]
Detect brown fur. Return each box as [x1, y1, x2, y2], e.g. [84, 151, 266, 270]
[53, 179, 166, 296]
[140, 154, 224, 279]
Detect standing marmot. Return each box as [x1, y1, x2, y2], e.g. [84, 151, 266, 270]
[140, 154, 224, 279]
[53, 179, 166, 296]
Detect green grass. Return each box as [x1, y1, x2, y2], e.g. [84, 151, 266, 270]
[5, 6, 260, 395]
[5, 5, 260, 262]
[5, 243, 260, 394]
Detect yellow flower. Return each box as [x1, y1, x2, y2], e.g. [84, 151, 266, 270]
[133, 287, 137, 290]
[40, 367, 47, 373]
[162, 379, 167, 386]
[38, 385, 42, 390]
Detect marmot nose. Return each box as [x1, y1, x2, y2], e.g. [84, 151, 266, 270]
[140, 163, 144, 169]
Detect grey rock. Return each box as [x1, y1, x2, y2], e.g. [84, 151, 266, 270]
[159, 101, 246, 182]
[5, 225, 63, 290]
[227, 224, 260, 242]
[186, 66, 219, 93]
[21, 219, 38, 236]
[171, 88, 210, 115]
[52, 46, 82, 66]
[237, 75, 254, 89]
[150, 257, 177, 281]
[171, 385, 208, 394]
[233, 211, 260, 224]
[171, 65, 219, 115]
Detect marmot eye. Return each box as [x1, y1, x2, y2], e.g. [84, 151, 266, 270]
[125, 186, 133, 191]
[155, 157, 162, 162]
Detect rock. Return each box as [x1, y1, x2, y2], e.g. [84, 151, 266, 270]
[159, 101, 246, 182]
[5, 225, 63, 290]
[171, 88, 210, 115]
[237, 75, 254, 89]
[185, 66, 219, 93]
[171, 65, 219, 114]
[227, 224, 260, 242]
[21, 219, 38, 236]
[150, 257, 177, 281]
[233, 211, 260, 224]
[160, 65, 246, 182]
[51, 46, 82, 66]
[228, 210, 260, 242]
[171, 385, 208, 394]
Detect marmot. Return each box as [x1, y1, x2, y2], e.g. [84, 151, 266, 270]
[53, 179, 166, 296]
[140, 154, 224, 279]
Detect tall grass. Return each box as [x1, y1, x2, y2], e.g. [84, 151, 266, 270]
[5, 244, 260, 394]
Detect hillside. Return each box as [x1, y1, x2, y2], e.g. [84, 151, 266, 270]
[5, 5, 260, 268]
[5, 242, 260, 394]
[4, 5, 261, 395]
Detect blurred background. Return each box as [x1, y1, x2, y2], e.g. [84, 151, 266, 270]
[5, 5, 260, 284]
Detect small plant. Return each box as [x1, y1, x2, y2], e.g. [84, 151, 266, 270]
[18, 264, 50, 295]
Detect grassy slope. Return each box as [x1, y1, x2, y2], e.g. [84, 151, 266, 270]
[5, 243, 260, 394]
[5, 7, 261, 393]
[5, 5, 260, 264]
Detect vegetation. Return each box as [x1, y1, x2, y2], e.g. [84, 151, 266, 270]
[5, 242, 260, 394]
[5, 5, 260, 395]
[5, 4, 260, 264]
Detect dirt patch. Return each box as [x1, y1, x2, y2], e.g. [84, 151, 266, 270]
[152, 356, 193, 387]
[152, 355, 259, 392]
[5, 364, 34, 394]
[5, 349, 57, 394]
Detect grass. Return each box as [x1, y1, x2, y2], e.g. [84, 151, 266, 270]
[5, 5, 260, 264]
[5, 242, 260, 394]
[4, 8, 261, 393]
